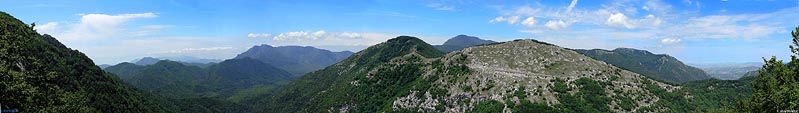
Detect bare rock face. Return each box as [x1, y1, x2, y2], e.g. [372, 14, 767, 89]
[392, 39, 678, 113]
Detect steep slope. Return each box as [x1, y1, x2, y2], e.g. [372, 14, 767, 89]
[263, 37, 681, 113]
[0, 11, 171, 112]
[234, 45, 354, 76]
[434, 34, 496, 52]
[575, 48, 711, 83]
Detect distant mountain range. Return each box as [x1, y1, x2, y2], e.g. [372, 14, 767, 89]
[234, 44, 353, 76]
[434, 34, 496, 52]
[127, 57, 217, 68]
[574, 48, 712, 83]
[159, 56, 224, 64]
[131, 56, 222, 65]
[105, 58, 293, 102]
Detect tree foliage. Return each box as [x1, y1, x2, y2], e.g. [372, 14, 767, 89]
[742, 26, 799, 112]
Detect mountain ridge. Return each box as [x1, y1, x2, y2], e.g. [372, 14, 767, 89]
[434, 34, 496, 52]
[574, 48, 711, 83]
[234, 44, 354, 76]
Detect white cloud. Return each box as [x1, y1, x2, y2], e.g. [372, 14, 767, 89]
[338, 32, 362, 38]
[683, 0, 694, 5]
[312, 30, 326, 39]
[268, 30, 393, 46]
[566, 0, 579, 13]
[36, 12, 159, 44]
[509, 6, 541, 16]
[427, 3, 455, 11]
[605, 13, 636, 29]
[521, 17, 536, 27]
[265, 30, 410, 47]
[544, 20, 568, 30]
[33, 22, 59, 33]
[247, 33, 271, 38]
[489, 16, 523, 25]
[507, 16, 521, 24]
[167, 47, 236, 53]
[490, 2, 585, 32]
[493, 1, 796, 39]
[489, 16, 507, 23]
[661, 38, 682, 44]
[131, 25, 173, 36]
[644, 14, 663, 26]
[672, 15, 782, 39]
[274, 31, 311, 41]
[272, 30, 329, 41]
[643, 0, 672, 15]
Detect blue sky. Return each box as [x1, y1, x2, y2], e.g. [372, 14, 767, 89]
[1, 0, 797, 65]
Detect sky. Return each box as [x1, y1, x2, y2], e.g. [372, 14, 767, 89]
[1, 0, 798, 65]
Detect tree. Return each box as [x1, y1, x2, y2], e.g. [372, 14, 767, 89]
[744, 26, 799, 112]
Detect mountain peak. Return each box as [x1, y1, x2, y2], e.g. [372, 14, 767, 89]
[338, 36, 442, 69]
[391, 35, 427, 43]
[235, 43, 354, 76]
[373, 36, 442, 57]
[442, 35, 494, 46]
[132, 57, 161, 65]
[436, 35, 496, 52]
[453, 34, 477, 39]
[257, 44, 274, 47]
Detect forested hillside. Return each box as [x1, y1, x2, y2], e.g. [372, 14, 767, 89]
[0, 11, 172, 112]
